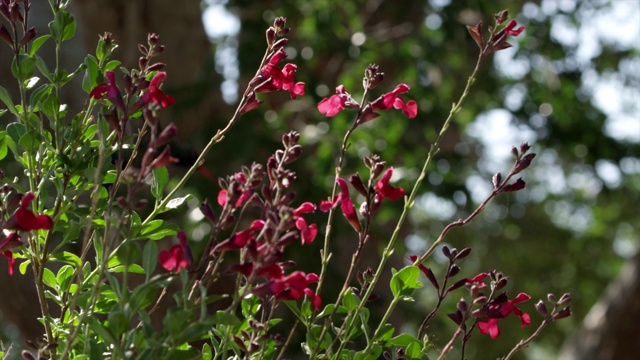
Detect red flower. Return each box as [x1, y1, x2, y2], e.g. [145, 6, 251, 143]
[217, 172, 252, 208]
[370, 83, 417, 119]
[0, 233, 22, 276]
[504, 19, 525, 37]
[159, 230, 192, 272]
[253, 270, 321, 310]
[14, 193, 54, 231]
[90, 70, 125, 111]
[317, 85, 354, 117]
[135, 71, 175, 110]
[293, 202, 318, 245]
[337, 178, 362, 233]
[375, 167, 405, 201]
[476, 292, 532, 339]
[214, 220, 265, 252]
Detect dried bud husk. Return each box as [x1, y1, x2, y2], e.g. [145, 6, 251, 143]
[0, 23, 13, 47]
[466, 21, 484, 48]
[447, 310, 463, 325]
[520, 142, 531, 153]
[19, 26, 36, 47]
[494, 277, 508, 291]
[155, 123, 178, 147]
[266, 27, 276, 46]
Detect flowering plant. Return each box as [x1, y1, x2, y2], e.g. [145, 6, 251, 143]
[0, 2, 570, 359]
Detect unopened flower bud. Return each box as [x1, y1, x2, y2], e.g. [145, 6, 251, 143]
[146, 62, 166, 72]
[513, 153, 536, 174]
[492, 172, 502, 188]
[494, 9, 509, 25]
[266, 27, 276, 46]
[284, 144, 302, 164]
[473, 295, 487, 305]
[553, 306, 572, 320]
[442, 245, 451, 258]
[558, 293, 571, 305]
[349, 173, 368, 197]
[156, 123, 178, 147]
[199, 199, 217, 224]
[455, 247, 472, 260]
[448, 264, 460, 277]
[535, 300, 548, 316]
[502, 178, 526, 192]
[547, 293, 557, 303]
[494, 277, 508, 291]
[272, 37, 288, 50]
[457, 298, 468, 313]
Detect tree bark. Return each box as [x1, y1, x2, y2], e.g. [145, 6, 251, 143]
[560, 252, 640, 360]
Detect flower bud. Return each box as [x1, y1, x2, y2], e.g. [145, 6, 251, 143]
[535, 300, 548, 316]
[0, 23, 13, 47]
[349, 173, 368, 197]
[502, 178, 526, 192]
[494, 9, 509, 25]
[266, 27, 276, 46]
[547, 293, 557, 303]
[19, 26, 36, 47]
[553, 306, 572, 320]
[558, 293, 571, 305]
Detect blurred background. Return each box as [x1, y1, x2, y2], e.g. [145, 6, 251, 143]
[0, 0, 638, 359]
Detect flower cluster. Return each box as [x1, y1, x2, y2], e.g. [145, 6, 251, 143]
[321, 155, 405, 233]
[200, 132, 321, 310]
[318, 64, 417, 122]
[241, 17, 305, 114]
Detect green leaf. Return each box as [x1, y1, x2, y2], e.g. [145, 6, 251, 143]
[0, 132, 8, 161]
[342, 288, 360, 311]
[19, 130, 41, 151]
[0, 86, 18, 116]
[42, 268, 56, 289]
[82, 55, 100, 93]
[30, 35, 52, 57]
[202, 344, 212, 360]
[19, 260, 31, 275]
[50, 251, 82, 267]
[108, 264, 145, 274]
[138, 219, 178, 240]
[151, 167, 168, 200]
[390, 266, 422, 298]
[7, 122, 27, 144]
[56, 265, 74, 292]
[241, 294, 261, 317]
[375, 323, 395, 344]
[353, 345, 382, 360]
[142, 241, 158, 280]
[388, 333, 422, 348]
[50, 11, 76, 42]
[211, 311, 241, 326]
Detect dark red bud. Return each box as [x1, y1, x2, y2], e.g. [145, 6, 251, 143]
[266, 27, 276, 46]
[455, 247, 472, 260]
[349, 173, 368, 197]
[535, 300, 548, 316]
[284, 144, 302, 164]
[494, 9, 509, 25]
[199, 199, 217, 224]
[502, 178, 526, 192]
[447, 278, 467, 292]
[492, 172, 502, 188]
[558, 293, 571, 305]
[149, 146, 179, 170]
[553, 306, 572, 320]
[272, 37, 288, 50]
[442, 245, 451, 258]
[494, 277, 508, 291]
[513, 153, 536, 174]
[466, 22, 484, 48]
[156, 123, 178, 147]
[146, 62, 166, 72]
[448, 264, 460, 277]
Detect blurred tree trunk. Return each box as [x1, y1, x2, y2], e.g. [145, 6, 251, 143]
[560, 253, 640, 360]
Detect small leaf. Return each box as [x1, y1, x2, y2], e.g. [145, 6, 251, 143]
[42, 268, 57, 289]
[151, 167, 168, 200]
[30, 35, 52, 57]
[390, 266, 422, 298]
[142, 241, 158, 280]
[165, 194, 193, 210]
[0, 86, 18, 116]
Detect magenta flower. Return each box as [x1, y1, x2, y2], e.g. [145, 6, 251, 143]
[504, 19, 525, 37]
[370, 83, 418, 119]
[214, 220, 266, 252]
[254, 49, 305, 99]
[317, 85, 354, 117]
[159, 230, 192, 272]
[375, 167, 405, 201]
